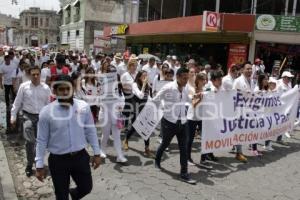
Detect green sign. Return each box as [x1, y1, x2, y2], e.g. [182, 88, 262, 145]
[256, 15, 300, 32]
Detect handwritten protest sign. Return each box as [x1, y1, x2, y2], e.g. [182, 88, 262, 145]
[132, 101, 163, 140]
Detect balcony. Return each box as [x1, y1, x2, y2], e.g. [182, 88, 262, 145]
[73, 14, 81, 22]
[65, 17, 71, 24]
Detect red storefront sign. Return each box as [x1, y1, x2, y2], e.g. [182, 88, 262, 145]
[202, 11, 220, 32]
[227, 44, 248, 68]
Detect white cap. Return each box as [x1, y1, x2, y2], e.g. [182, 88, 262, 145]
[281, 71, 294, 78]
[268, 77, 277, 84]
[204, 64, 211, 69]
[171, 55, 177, 60]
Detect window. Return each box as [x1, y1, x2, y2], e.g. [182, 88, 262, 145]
[40, 18, 43, 26]
[45, 38, 48, 44]
[31, 17, 34, 27]
[67, 31, 70, 37]
[35, 18, 38, 28]
[46, 18, 49, 27]
[76, 30, 80, 36]
[25, 18, 28, 26]
[31, 17, 38, 28]
[25, 38, 28, 44]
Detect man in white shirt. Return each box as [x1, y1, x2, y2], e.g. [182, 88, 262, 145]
[0, 55, 18, 133]
[40, 49, 50, 64]
[152, 67, 196, 184]
[222, 64, 239, 90]
[11, 66, 51, 177]
[232, 61, 255, 163]
[91, 54, 102, 72]
[142, 57, 159, 88]
[277, 71, 293, 92]
[112, 53, 126, 76]
[276, 71, 294, 143]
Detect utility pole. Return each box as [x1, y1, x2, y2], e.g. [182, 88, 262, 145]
[292, 0, 297, 16]
[160, 0, 164, 19]
[183, 0, 187, 16]
[285, 0, 289, 16]
[215, 0, 220, 12]
[146, 0, 150, 21]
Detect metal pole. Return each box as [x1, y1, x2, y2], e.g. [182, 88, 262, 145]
[160, 0, 164, 19]
[183, 0, 187, 16]
[292, 0, 297, 16]
[147, 0, 150, 21]
[253, 0, 257, 14]
[251, 0, 254, 14]
[285, 0, 289, 16]
[124, 0, 127, 23]
[215, 0, 220, 12]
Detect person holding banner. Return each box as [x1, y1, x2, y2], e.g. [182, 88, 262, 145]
[232, 61, 255, 163]
[251, 73, 269, 155]
[98, 65, 128, 163]
[186, 73, 214, 169]
[153, 67, 197, 184]
[276, 71, 294, 144]
[123, 70, 155, 158]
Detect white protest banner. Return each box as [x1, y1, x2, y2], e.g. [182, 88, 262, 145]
[132, 101, 163, 140]
[200, 87, 299, 153]
[98, 73, 119, 103]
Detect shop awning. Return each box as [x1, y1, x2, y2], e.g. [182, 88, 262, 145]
[72, 0, 80, 6]
[126, 32, 250, 44]
[63, 4, 71, 10]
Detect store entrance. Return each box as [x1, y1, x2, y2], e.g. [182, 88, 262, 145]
[255, 42, 300, 73]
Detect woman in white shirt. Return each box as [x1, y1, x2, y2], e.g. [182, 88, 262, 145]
[82, 67, 100, 122]
[121, 60, 137, 129]
[98, 65, 127, 163]
[123, 70, 155, 158]
[252, 73, 269, 155]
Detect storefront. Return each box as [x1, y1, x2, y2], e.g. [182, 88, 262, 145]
[104, 13, 255, 69]
[251, 14, 300, 73]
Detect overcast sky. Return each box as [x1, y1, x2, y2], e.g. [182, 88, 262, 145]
[0, 0, 60, 18]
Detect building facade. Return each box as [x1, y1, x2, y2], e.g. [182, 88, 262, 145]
[15, 7, 60, 48]
[59, 0, 139, 53]
[0, 14, 19, 46]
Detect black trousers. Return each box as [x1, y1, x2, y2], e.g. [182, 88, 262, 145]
[126, 107, 150, 147]
[48, 149, 93, 200]
[4, 85, 15, 131]
[156, 118, 188, 174]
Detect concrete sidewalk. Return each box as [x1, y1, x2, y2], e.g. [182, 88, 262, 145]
[0, 140, 18, 200]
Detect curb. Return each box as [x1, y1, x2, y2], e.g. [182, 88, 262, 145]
[0, 140, 18, 200]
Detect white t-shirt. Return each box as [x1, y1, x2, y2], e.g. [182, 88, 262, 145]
[121, 71, 136, 94]
[0, 63, 18, 85]
[41, 68, 50, 82]
[142, 64, 159, 86]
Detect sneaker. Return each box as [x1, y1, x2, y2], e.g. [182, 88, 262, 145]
[116, 156, 128, 163]
[180, 173, 196, 185]
[100, 151, 107, 158]
[123, 140, 129, 151]
[25, 166, 33, 177]
[263, 145, 274, 151]
[252, 150, 263, 156]
[277, 140, 289, 146]
[157, 138, 162, 144]
[284, 132, 291, 138]
[236, 153, 248, 163]
[188, 159, 196, 166]
[206, 153, 218, 162]
[199, 160, 213, 170]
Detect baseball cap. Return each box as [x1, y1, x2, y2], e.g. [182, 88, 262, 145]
[281, 71, 294, 78]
